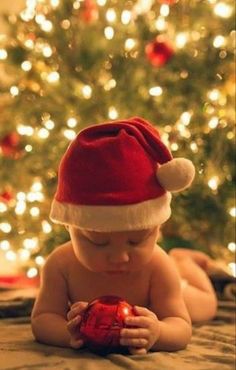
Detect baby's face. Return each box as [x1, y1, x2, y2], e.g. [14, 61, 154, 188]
[68, 226, 159, 275]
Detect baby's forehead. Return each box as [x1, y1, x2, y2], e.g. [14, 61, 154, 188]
[83, 228, 154, 239]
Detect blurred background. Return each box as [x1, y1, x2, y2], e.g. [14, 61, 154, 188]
[0, 0, 235, 284]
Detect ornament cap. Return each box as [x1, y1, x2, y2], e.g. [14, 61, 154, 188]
[156, 158, 195, 192]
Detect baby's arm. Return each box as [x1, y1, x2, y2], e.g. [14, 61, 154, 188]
[31, 247, 72, 347]
[149, 249, 192, 351]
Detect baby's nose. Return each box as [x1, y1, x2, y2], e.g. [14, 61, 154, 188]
[108, 251, 129, 264]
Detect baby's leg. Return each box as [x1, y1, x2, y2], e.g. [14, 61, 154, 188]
[169, 248, 218, 323]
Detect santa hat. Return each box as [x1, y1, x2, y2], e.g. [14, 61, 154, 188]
[50, 117, 195, 231]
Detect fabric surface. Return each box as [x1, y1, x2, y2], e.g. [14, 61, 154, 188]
[0, 300, 235, 370]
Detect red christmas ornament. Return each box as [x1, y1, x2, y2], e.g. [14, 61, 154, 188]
[79, 296, 136, 354]
[145, 36, 174, 67]
[157, 0, 177, 4]
[0, 190, 14, 203]
[0, 132, 22, 158]
[81, 0, 99, 23]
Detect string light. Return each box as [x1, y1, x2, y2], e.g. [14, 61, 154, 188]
[106, 9, 116, 23]
[104, 26, 114, 40]
[149, 86, 163, 96]
[214, 2, 233, 18]
[0, 49, 8, 60]
[27, 267, 38, 278]
[63, 129, 77, 140]
[229, 207, 236, 217]
[10, 86, 19, 97]
[228, 242, 236, 252]
[82, 85, 92, 99]
[121, 10, 131, 24]
[67, 117, 78, 128]
[208, 176, 219, 190]
[108, 106, 118, 119]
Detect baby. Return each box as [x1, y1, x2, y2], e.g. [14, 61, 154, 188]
[31, 117, 217, 355]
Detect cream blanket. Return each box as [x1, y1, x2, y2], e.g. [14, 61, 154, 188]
[0, 301, 235, 370]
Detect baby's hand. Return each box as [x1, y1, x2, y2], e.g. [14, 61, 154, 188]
[120, 306, 160, 355]
[67, 301, 88, 349]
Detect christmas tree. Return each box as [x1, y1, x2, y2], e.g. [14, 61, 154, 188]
[0, 0, 235, 279]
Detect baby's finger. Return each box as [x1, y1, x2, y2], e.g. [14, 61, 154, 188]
[67, 302, 88, 320]
[70, 338, 84, 350]
[128, 347, 147, 355]
[120, 337, 148, 348]
[134, 306, 156, 319]
[67, 315, 82, 333]
[70, 301, 88, 311]
[120, 328, 149, 339]
[125, 315, 150, 328]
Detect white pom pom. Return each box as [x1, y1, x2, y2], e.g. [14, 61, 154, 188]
[156, 158, 195, 192]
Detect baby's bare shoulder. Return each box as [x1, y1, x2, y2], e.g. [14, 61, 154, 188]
[44, 241, 74, 271]
[150, 245, 180, 285]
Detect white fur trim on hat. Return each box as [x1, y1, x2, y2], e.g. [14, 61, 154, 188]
[156, 158, 195, 192]
[50, 193, 172, 232]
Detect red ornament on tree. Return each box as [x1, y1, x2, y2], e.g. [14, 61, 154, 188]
[79, 296, 136, 354]
[0, 132, 22, 158]
[145, 36, 174, 67]
[157, 0, 177, 4]
[81, 0, 99, 24]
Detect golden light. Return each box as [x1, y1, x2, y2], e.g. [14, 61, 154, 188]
[214, 2, 233, 18]
[37, 128, 50, 139]
[104, 78, 116, 91]
[42, 45, 53, 58]
[160, 4, 170, 17]
[18, 249, 30, 261]
[30, 207, 40, 217]
[208, 176, 219, 190]
[180, 111, 192, 125]
[149, 86, 163, 96]
[41, 20, 53, 32]
[228, 242, 236, 252]
[50, 0, 60, 8]
[6, 250, 17, 261]
[97, 0, 107, 6]
[121, 10, 131, 24]
[44, 119, 55, 130]
[0, 223, 12, 233]
[27, 267, 38, 278]
[213, 35, 226, 48]
[42, 220, 52, 233]
[176, 33, 188, 48]
[228, 263, 236, 278]
[104, 26, 114, 40]
[23, 238, 38, 250]
[171, 143, 179, 151]
[10, 86, 19, 97]
[208, 116, 219, 129]
[229, 207, 236, 217]
[17, 124, 34, 136]
[35, 255, 45, 266]
[0, 240, 10, 250]
[0, 49, 8, 60]
[67, 117, 78, 128]
[21, 61, 32, 71]
[108, 106, 118, 120]
[155, 17, 166, 31]
[47, 71, 60, 83]
[106, 9, 116, 23]
[15, 201, 26, 215]
[125, 38, 136, 51]
[82, 85, 92, 99]
[0, 203, 7, 213]
[63, 129, 77, 140]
